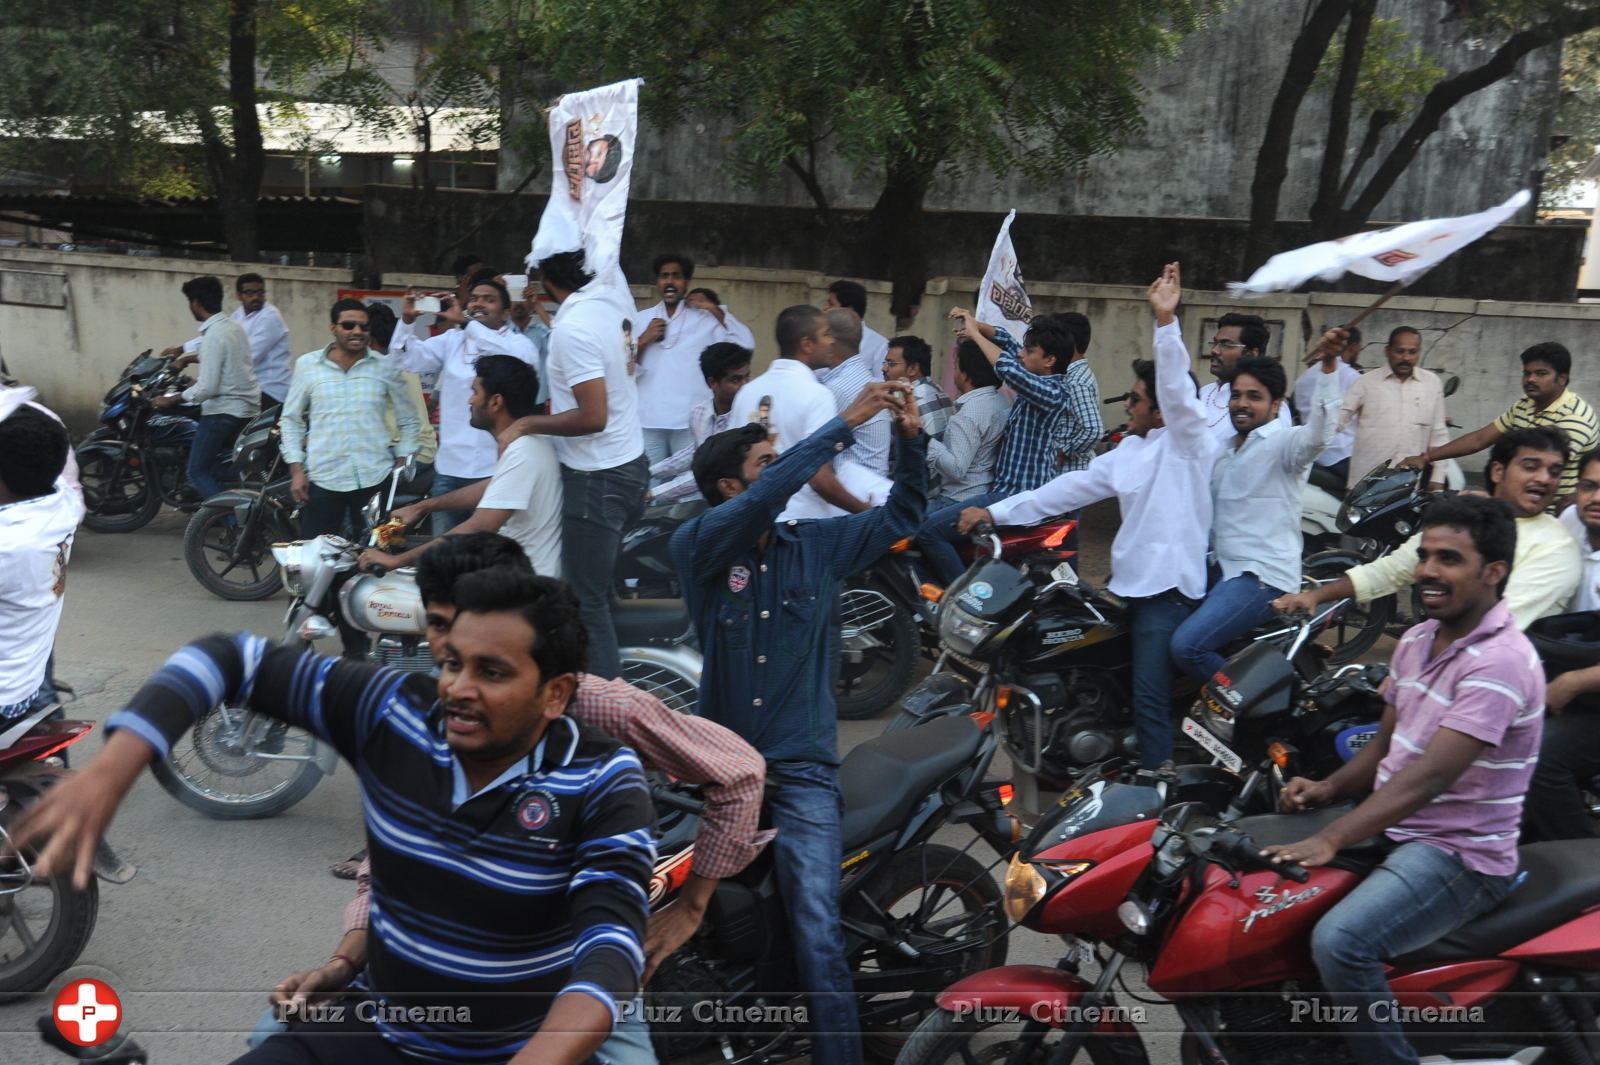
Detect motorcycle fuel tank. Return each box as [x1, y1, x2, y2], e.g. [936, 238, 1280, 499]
[339, 572, 426, 634]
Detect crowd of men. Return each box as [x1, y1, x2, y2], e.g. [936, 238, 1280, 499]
[6, 249, 1600, 1065]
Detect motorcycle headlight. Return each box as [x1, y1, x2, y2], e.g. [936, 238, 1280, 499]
[1002, 853, 1094, 924]
[271, 541, 322, 596]
[940, 604, 998, 656]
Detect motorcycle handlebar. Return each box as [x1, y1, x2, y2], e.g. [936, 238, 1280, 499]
[1203, 827, 1310, 884]
[651, 783, 705, 816]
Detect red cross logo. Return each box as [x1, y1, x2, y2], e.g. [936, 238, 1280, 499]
[53, 978, 122, 1046]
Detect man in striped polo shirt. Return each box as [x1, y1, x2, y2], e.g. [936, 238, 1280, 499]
[14, 573, 656, 1065]
[1262, 495, 1544, 1065]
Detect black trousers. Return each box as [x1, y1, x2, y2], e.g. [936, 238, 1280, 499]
[1524, 710, 1600, 840]
[300, 481, 385, 541]
[230, 996, 413, 1065]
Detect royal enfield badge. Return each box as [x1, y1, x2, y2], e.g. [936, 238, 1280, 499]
[517, 791, 558, 833]
[728, 565, 751, 594]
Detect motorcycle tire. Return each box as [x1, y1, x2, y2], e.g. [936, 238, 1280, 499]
[183, 504, 283, 601]
[897, 1003, 1147, 1065]
[149, 705, 326, 819]
[836, 589, 920, 721]
[620, 652, 700, 716]
[77, 448, 162, 534]
[0, 844, 99, 1001]
[1302, 549, 1395, 665]
[851, 843, 1009, 1062]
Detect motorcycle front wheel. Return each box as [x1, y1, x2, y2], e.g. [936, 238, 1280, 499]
[183, 502, 283, 601]
[898, 1007, 1148, 1065]
[77, 447, 161, 534]
[1301, 550, 1395, 664]
[150, 705, 325, 819]
[0, 845, 99, 1001]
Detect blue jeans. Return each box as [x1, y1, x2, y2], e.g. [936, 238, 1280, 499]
[914, 489, 1007, 586]
[561, 456, 649, 679]
[766, 760, 861, 1065]
[642, 427, 694, 475]
[428, 471, 486, 536]
[1312, 841, 1515, 1065]
[1125, 590, 1195, 768]
[1169, 573, 1284, 682]
[187, 413, 245, 503]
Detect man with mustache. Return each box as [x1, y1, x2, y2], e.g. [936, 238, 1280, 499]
[1196, 312, 1291, 442]
[1336, 326, 1452, 490]
[1274, 427, 1582, 627]
[1402, 341, 1598, 508]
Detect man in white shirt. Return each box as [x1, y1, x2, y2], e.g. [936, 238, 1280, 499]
[0, 397, 82, 725]
[361, 356, 561, 580]
[826, 280, 886, 378]
[730, 305, 874, 522]
[231, 272, 293, 406]
[960, 264, 1214, 768]
[635, 254, 753, 470]
[1558, 454, 1600, 614]
[499, 250, 648, 680]
[688, 287, 756, 349]
[391, 277, 538, 534]
[1197, 312, 1292, 442]
[1170, 331, 1343, 681]
[1293, 324, 1362, 487]
[650, 343, 752, 504]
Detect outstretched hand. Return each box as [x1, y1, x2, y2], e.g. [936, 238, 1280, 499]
[1308, 327, 1349, 367]
[840, 381, 911, 429]
[1147, 262, 1181, 324]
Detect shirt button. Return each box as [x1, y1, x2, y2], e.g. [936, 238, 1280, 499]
[834, 443, 845, 451]
[788, 519, 797, 526]
[760, 610, 770, 619]
[757, 655, 767, 664]
[759, 564, 768, 572]
[753, 698, 763, 707]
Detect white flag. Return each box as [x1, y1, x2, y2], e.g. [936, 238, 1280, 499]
[527, 78, 642, 287]
[1228, 189, 1531, 297]
[976, 210, 1032, 335]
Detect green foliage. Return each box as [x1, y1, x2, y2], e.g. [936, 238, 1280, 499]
[1315, 17, 1446, 118]
[1545, 26, 1600, 200]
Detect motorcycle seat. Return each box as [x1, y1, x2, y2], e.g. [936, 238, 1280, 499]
[1390, 839, 1600, 967]
[612, 598, 693, 647]
[1233, 804, 1389, 859]
[1307, 465, 1346, 498]
[837, 715, 985, 852]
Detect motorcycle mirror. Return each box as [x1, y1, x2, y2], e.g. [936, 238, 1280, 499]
[1441, 373, 1460, 398]
[401, 454, 419, 484]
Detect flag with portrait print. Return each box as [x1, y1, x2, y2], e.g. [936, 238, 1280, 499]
[976, 210, 1033, 336]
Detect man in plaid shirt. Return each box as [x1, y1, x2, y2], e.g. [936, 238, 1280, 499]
[915, 309, 1101, 585]
[258, 534, 769, 1065]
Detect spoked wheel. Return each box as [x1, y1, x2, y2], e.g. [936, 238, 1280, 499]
[898, 1007, 1146, 1065]
[851, 844, 1009, 1061]
[835, 585, 920, 721]
[1301, 550, 1394, 664]
[149, 705, 325, 819]
[0, 839, 99, 1000]
[183, 504, 282, 600]
[77, 448, 161, 534]
[621, 654, 700, 715]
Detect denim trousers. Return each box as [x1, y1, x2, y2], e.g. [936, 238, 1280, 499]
[1525, 710, 1600, 840]
[1125, 590, 1196, 768]
[1169, 572, 1284, 681]
[428, 471, 486, 536]
[299, 480, 385, 540]
[642, 427, 695, 474]
[766, 759, 862, 1065]
[914, 489, 1008, 586]
[561, 456, 649, 679]
[1312, 841, 1515, 1065]
[187, 413, 245, 503]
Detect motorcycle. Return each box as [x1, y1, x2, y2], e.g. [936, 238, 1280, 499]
[647, 711, 1016, 1064]
[0, 703, 135, 998]
[181, 404, 298, 601]
[75, 351, 201, 533]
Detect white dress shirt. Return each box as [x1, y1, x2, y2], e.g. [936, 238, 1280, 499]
[860, 324, 888, 381]
[730, 358, 846, 520]
[634, 301, 748, 431]
[0, 482, 83, 708]
[817, 353, 890, 474]
[547, 284, 645, 472]
[1559, 505, 1600, 613]
[1210, 367, 1342, 593]
[1199, 379, 1292, 442]
[989, 321, 1218, 599]
[1294, 361, 1360, 467]
[231, 302, 293, 402]
[390, 320, 538, 479]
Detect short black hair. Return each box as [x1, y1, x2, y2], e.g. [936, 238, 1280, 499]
[0, 405, 68, 499]
[329, 297, 368, 324]
[890, 335, 933, 377]
[1232, 355, 1287, 400]
[776, 305, 825, 357]
[468, 277, 511, 309]
[182, 276, 224, 314]
[1521, 341, 1571, 378]
[1418, 494, 1517, 590]
[1580, 447, 1600, 482]
[1057, 311, 1091, 356]
[1020, 318, 1073, 374]
[473, 353, 538, 419]
[1485, 426, 1570, 490]
[700, 342, 752, 381]
[416, 533, 531, 606]
[451, 568, 588, 678]
[1131, 359, 1159, 411]
[955, 339, 1000, 389]
[235, 272, 264, 292]
[451, 253, 485, 277]
[1386, 326, 1419, 347]
[1218, 312, 1270, 357]
[693, 423, 768, 506]
[364, 301, 397, 349]
[827, 280, 867, 316]
[536, 250, 595, 294]
[653, 253, 694, 281]
[688, 286, 721, 306]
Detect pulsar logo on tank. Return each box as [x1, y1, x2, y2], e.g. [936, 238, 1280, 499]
[1240, 884, 1323, 933]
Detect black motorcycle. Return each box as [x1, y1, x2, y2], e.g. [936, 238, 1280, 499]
[75, 351, 203, 533]
[182, 405, 297, 600]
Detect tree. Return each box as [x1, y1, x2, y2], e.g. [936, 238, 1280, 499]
[0, 0, 384, 260]
[533, 0, 1222, 325]
[1543, 26, 1600, 201]
[1247, 0, 1600, 265]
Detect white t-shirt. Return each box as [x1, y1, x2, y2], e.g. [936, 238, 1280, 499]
[548, 285, 645, 471]
[633, 301, 744, 431]
[729, 358, 845, 520]
[479, 437, 564, 579]
[0, 483, 83, 709]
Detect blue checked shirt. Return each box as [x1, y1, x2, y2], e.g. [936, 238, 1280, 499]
[991, 328, 1102, 494]
[280, 345, 422, 492]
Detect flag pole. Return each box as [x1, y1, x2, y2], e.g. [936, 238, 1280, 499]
[1339, 281, 1406, 332]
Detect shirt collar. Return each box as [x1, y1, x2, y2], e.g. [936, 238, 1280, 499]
[1408, 599, 1517, 668]
[318, 342, 376, 366]
[954, 386, 997, 409]
[198, 312, 227, 332]
[441, 713, 581, 807]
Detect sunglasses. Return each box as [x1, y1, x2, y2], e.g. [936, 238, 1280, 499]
[337, 321, 371, 331]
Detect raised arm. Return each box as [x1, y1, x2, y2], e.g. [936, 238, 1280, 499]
[1147, 262, 1211, 454]
[1281, 328, 1345, 471]
[825, 400, 929, 577]
[985, 453, 1118, 528]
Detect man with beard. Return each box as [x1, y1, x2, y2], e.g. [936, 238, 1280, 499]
[1196, 312, 1291, 442]
[1262, 494, 1543, 1065]
[391, 277, 539, 533]
[1169, 346, 1342, 683]
[1402, 341, 1598, 507]
[1275, 427, 1582, 627]
[1336, 326, 1451, 489]
[360, 356, 561, 580]
[634, 254, 754, 470]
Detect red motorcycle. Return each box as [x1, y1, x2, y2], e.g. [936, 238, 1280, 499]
[903, 800, 1600, 1065]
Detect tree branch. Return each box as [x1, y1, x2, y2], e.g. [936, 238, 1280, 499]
[1310, 0, 1376, 235]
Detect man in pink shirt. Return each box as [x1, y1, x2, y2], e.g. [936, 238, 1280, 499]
[1263, 494, 1543, 1065]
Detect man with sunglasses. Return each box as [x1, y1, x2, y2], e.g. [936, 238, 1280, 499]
[1198, 312, 1291, 441]
[279, 299, 421, 538]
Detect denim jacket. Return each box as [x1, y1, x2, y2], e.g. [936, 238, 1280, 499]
[671, 419, 928, 764]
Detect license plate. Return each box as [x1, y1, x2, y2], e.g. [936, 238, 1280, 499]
[1052, 561, 1079, 584]
[1182, 716, 1243, 773]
